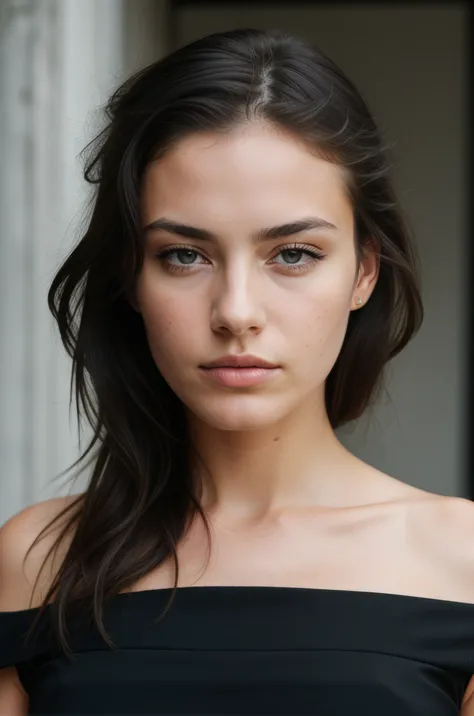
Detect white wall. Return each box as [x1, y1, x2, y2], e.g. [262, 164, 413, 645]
[0, 0, 169, 525]
[175, 3, 468, 496]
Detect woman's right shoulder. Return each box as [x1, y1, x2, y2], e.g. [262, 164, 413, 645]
[0, 494, 84, 612]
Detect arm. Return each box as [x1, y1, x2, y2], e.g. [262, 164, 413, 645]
[0, 667, 28, 716]
[0, 510, 35, 715]
[0, 496, 79, 714]
[461, 680, 474, 715]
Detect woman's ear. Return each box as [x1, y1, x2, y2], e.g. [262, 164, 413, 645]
[351, 238, 380, 310]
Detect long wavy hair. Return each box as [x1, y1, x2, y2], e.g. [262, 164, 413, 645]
[25, 27, 423, 657]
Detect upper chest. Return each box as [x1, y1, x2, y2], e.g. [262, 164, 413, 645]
[125, 495, 474, 602]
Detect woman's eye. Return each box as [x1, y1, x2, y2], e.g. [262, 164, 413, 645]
[157, 247, 207, 270]
[275, 248, 307, 265]
[271, 246, 326, 270]
[156, 243, 325, 273]
[166, 248, 200, 265]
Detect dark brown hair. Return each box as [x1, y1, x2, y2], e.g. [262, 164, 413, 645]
[25, 27, 423, 656]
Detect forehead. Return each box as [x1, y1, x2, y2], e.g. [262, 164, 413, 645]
[141, 123, 353, 232]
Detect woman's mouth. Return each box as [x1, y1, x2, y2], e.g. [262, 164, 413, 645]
[199, 366, 280, 387]
[199, 354, 281, 387]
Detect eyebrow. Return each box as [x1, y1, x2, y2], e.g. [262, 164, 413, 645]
[143, 216, 337, 243]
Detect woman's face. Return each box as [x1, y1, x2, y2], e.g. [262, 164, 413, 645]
[136, 122, 378, 431]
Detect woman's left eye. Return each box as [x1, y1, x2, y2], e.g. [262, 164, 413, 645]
[271, 245, 326, 270]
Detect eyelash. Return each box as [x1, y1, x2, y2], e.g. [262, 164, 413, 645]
[155, 243, 326, 274]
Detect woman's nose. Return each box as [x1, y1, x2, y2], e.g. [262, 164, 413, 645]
[210, 270, 266, 337]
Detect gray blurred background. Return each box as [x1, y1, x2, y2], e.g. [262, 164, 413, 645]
[0, 1, 469, 525]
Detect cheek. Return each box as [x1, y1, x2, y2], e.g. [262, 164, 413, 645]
[136, 280, 199, 364]
[284, 275, 354, 368]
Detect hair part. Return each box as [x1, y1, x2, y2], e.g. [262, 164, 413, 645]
[24, 27, 423, 656]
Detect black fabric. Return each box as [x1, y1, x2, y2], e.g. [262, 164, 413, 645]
[1, 586, 473, 715]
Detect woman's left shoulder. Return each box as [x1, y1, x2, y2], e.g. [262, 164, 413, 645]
[412, 491, 474, 537]
[408, 491, 474, 597]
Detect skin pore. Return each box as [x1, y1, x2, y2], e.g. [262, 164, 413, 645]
[133, 119, 405, 529]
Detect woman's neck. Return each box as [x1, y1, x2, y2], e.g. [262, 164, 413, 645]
[187, 401, 362, 522]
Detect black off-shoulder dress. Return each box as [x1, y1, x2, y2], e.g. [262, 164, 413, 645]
[1, 586, 474, 715]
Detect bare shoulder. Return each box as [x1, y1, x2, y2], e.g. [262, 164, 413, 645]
[409, 491, 474, 544]
[406, 491, 474, 600]
[0, 494, 83, 612]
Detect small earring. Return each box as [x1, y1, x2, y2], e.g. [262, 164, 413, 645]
[355, 296, 363, 306]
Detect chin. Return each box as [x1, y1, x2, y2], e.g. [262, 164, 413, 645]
[186, 393, 290, 433]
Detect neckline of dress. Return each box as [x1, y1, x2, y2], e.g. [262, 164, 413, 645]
[4, 585, 474, 616]
[97, 584, 474, 609]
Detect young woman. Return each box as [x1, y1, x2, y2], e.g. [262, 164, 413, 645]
[1, 27, 473, 716]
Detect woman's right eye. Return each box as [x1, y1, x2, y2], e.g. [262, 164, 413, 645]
[156, 247, 209, 272]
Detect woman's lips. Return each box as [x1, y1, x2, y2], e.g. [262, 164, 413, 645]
[199, 366, 280, 387]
